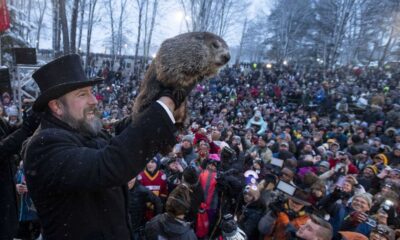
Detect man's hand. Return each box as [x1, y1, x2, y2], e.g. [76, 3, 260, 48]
[348, 211, 368, 225]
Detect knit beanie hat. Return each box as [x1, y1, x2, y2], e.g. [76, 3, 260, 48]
[182, 166, 199, 186]
[365, 165, 378, 175]
[353, 193, 373, 208]
[375, 154, 388, 165]
[243, 184, 260, 201]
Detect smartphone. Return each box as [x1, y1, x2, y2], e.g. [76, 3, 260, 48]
[271, 158, 284, 168]
[335, 176, 346, 188]
[276, 180, 296, 196]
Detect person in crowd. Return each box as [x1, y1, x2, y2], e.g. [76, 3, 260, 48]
[15, 161, 41, 240]
[0, 107, 40, 240]
[145, 185, 197, 240]
[320, 192, 374, 239]
[180, 135, 198, 166]
[137, 155, 168, 220]
[258, 188, 311, 239]
[199, 154, 220, 234]
[128, 177, 163, 240]
[295, 214, 333, 240]
[237, 184, 266, 239]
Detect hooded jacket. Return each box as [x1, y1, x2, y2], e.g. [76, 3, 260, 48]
[145, 213, 197, 240]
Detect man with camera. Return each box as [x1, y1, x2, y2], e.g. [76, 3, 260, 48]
[320, 192, 373, 239]
[258, 185, 311, 239]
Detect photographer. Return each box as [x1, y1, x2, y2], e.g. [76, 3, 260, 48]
[320, 192, 373, 239]
[237, 184, 266, 239]
[258, 187, 311, 239]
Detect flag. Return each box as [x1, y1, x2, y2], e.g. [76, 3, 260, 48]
[0, 0, 10, 32]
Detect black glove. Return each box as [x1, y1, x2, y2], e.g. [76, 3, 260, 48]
[159, 83, 195, 109]
[22, 112, 41, 134]
[269, 201, 283, 217]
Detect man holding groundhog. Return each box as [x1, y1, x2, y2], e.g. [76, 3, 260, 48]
[24, 32, 229, 240]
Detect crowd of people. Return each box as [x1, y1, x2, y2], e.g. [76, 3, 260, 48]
[1, 57, 400, 240]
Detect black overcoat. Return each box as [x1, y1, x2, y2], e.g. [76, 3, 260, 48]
[24, 103, 176, 240]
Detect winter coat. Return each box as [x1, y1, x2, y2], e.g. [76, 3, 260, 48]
[319, 192, 371, 239]
[24, 103, 176, 240]
[128, 182, 163, 232]
[185, 183, 205, 224]
[259, 210, 309, 240]
[0, 116, 37, 239]
[145, 213, 197, 240]
[238, 199, 265, 240]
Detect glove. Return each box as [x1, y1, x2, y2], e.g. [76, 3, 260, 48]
[269, 201, 283, 217]
[159, 83, 196, 110]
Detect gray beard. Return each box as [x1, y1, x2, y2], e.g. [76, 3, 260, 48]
[61, 109, 103, 136]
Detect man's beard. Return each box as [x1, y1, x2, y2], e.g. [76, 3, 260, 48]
[61, 107, 103, 136]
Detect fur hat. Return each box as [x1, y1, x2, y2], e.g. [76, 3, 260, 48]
[166, 185, 191, 217]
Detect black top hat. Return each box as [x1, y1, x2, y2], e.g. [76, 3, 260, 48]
[32, 54, 103, 112]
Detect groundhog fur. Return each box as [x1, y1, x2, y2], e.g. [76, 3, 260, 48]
[132, 32, 230, 122]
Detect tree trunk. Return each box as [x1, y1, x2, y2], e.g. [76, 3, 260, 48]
[77, 0, 86, 52]
[235, 17, 247, 66]
[85, 0, 98, 70]
[70, 0, 80, 53]
[144, 0, 158, 70]
[59, 0, 70, 54]
[107, 0, 116, 62]
[36, 0, 47, 50]
[133, 0, 144, 75]
[52, 0, 61, 56]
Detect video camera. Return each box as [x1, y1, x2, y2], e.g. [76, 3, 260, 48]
[220, 214, 247, 240]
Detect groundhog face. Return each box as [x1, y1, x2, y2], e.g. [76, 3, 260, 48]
[155, 32, 230, 87]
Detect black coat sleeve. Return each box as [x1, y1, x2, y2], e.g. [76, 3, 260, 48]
[25, 103, 177, 192]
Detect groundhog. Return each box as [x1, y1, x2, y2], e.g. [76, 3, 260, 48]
[132, 32, 230, 122]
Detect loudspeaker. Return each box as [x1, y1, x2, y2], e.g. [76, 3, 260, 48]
[12, 48, 37, 65]
[0, 68, 11, 95]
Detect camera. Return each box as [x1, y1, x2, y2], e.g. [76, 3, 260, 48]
[221, 214, 247, 240]
[365, 216, 377, 228]
[381, 199, 394, 211]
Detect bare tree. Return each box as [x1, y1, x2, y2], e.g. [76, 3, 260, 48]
[77, 0, 86, 51]
[34, 0, 47, 50]
[70, 0, 80, 53]
[133, 0, 146, 74]
[52, 0, 61, 56]
[85, 0, 98, 70]
[107, 0, 116, 59]
[235, 17, 247, 65]
[116, 0, 129, 56]
[144, 0, 158, 69]
[59, 0, 70, 54]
